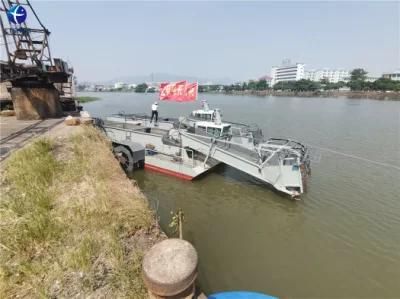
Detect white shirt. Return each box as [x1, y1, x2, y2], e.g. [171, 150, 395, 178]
[151, 104, 158, 111]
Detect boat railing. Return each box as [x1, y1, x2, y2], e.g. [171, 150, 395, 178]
[101, 122, 167, 140]
[181, 130, 310, 169]
[113, 112, 179, 124]
[262, 138, 309, 162]
[180, 131, 261, 165]
[185, 148, 195, 167]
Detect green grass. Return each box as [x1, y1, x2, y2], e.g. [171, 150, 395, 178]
[0, 126, 154, 298]
[76, 96, 100, 103]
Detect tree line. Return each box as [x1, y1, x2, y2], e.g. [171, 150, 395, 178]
[78, 68, 399, 93]
[198, 68, 400, 93]
[347, 69, 400, 91]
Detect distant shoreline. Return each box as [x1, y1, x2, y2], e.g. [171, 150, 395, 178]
[76, 95, 100, 103]
[209, 90, 400, 100]
[74, 90, 400, 101]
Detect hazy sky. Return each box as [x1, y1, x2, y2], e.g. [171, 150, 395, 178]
[28, 1, 400, 82]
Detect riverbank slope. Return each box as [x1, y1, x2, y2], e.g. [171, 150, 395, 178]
[0, 125, 165, 298]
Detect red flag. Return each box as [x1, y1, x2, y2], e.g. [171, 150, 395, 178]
[183, 82, 198, 101]
[159, 81, 197, 102]
[159, 81, 186, 100]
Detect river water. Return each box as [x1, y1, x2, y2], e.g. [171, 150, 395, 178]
[81, 92, 400, 298]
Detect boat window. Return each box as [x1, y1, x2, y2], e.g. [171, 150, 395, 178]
[198, 114, 211, 120]
[231, 128, 241, 135]
[196, 126, 206, 135]
[207, 127, 221, 137]
[186, 149, 193, 158]
[222, 126, 231, 135]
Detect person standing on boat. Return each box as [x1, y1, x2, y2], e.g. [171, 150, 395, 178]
[150, 101, 159, 124]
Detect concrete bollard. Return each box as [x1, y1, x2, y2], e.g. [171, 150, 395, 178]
[142, 238, 198, 299]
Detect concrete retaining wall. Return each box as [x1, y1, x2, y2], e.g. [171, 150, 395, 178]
[11, 86, 63, 120]
[0, 82, 11, 100]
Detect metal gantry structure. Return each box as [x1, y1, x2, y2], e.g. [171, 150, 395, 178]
[0, 0, 70, 86]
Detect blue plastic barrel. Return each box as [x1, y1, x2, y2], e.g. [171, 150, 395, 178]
[208, 291, 278, 299]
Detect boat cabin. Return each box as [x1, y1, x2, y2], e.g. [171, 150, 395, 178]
[191, 100, 223, 121]
[191, 109, 214, 121]
[194, 121, 231, 138]
[191, 108, 223, 121]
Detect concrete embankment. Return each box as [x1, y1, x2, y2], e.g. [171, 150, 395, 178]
[0, 123, 166, 298]
[0, 82, 11, 101]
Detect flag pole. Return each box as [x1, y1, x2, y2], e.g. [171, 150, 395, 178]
[196, 81, 198, 101]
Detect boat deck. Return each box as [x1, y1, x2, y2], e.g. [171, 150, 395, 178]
[103, 120, 170, 136]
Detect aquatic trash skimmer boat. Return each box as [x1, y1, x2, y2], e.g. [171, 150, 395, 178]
[96, 108, 311, 198]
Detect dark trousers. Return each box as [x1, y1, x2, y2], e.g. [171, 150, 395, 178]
[150, 110, 158, 123]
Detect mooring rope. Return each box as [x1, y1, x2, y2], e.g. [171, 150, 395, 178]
[306, 143, 400, 171]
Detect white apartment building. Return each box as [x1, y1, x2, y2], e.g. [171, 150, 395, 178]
[383, 70, 400, 81]
[270, 63, 305, 86]
[365, 76, 379, 82]
[304, 69, 349, 83]
[114, 82, 127, 89]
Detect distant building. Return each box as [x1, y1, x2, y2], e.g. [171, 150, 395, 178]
[86, 84, 96, 92]
[304, 69, 349, 83]
[259, 75, 273, 88]
[94, 84, 105, 91]
[365, 76, 379, 83]
[270, 62, 305, 86]
[382, 70, 400, 81]
[114, 82, 127, 89]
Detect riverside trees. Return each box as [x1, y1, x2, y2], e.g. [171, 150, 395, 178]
[371, 78, 400, 91]
[273, 79, 320, 92]
[347, 68, 400, 91]
[134, 83, 148, 92]
[348, 68, 368, 91]
[225, 79, 269, 92]
[196, 68, 400, 94]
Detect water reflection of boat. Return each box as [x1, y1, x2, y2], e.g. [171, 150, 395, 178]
[97, 102, 311, 198]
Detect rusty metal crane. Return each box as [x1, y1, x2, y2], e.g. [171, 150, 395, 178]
[0, 0, 77, 119]
[0, 0, 70, 86]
